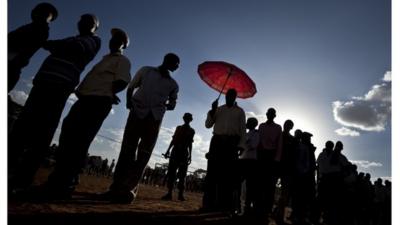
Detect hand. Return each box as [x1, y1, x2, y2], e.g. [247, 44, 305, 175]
[211, 99, 218, 111]
[112, 95, 121, 105]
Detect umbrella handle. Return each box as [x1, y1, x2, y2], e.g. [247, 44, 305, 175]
[216, 67, 233, 100]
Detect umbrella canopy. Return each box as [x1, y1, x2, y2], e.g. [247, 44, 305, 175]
[198, 61, 257, 99]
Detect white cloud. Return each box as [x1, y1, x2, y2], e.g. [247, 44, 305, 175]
[382, 71, 391, 82]
[350, 160, 383, 169]
[332, 71, 391, 132]
[9, 90, 29, 105]
[335, 127, 360, 137]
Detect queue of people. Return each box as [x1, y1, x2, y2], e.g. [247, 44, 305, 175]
[8, 3, 391, 225]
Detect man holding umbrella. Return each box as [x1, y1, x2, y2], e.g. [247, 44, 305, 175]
[203, 88, 246, 214]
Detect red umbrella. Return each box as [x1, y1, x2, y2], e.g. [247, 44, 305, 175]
[198, 61, 257, 99]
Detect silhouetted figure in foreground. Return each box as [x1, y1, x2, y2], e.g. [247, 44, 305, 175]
[238, 117, 259, 215]
[102, 53, 180, 204]
[275, 119, 295, 224]
[8, 2, 58, 92]
[254, 108, 282, 217]
[202, 88, 246, 214]
[161, 113, 195, 201]
[9, 14, 101, 192]
[291, 131, 317, 225]
[43, 28, 130, 199]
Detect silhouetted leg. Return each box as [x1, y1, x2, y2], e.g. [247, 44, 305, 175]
[166, 159, 179, 193]
[48, 97, 111, 192]
[177, 162, 188, 194]
[202, 136, 219, 211]
[110, 111, 142, 192]
[110, 113, 161, 197]
[9, 84, 72, 189]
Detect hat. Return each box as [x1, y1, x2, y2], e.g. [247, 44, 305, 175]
[31, 2, 58, 21]
[111, 28, 129, 49]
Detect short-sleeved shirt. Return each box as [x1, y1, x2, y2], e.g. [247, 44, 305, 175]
[171, 124, 195, 158]
[127, 66, 179, 120]
[76, 52, 131, 98]
[240, 129, 259, 160]
[205, 104, 247, 150]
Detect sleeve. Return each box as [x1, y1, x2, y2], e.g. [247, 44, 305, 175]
[114, 57, 131, 84]
[127, 66, 147, 90]
[167, 83, 179, 110]
[205, 110, 216, 128]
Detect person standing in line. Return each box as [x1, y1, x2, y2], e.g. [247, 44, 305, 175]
[202, 88, 246, 214]
[9, 14, 101, 192]
[43, 28, 131, 199]
[161, 113, 195, 201]
[238, 117, 259, 215]
[255, 108, 282, 217]
[8, 2, 58, 92]
[102, 53, 180, 204]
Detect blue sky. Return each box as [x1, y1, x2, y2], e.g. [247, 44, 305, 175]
[7, 0, 391, 180]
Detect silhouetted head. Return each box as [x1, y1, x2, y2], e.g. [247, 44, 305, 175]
[365, 173, 371, 180]
[246, 117, 258, 130]
[376, 178, 383, 185]
[225, 89, 237, 107]
[183, 113, 193, 124]
[334, 141, 343, 152]
[266, 108, 276, 121]
[384, 180, 391, 187]
[78, 14, 99, 35]
[302, 132, 313, 143]
[325, 141, 334, 150]
[161, 53, 180, 72]
[31, 2, 58, 23]
[294, 129, 302, 140]
[283, 120, 294, 132]
[109, 28, 129, 52]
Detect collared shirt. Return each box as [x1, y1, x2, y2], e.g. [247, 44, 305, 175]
[76, 52, 131, 98]
[240, 129, 259, 160]
[127, 66, 179, 120]
[258, 121, 283, 161]
[205, 104, 246, 149]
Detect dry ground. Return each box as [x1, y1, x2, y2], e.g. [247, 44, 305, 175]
[8, 168, 272, 225]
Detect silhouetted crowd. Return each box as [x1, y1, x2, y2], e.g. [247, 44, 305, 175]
[8, 3, 391, 225]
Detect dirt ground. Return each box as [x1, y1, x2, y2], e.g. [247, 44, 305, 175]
[8, 168, 273, 225]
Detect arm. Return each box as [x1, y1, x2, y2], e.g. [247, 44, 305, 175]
[166, 85, 179, 111]
[237, 109, 247, 152]
[274, 128, 283, 162]
[164, 127, 178, 158]
[126, 67, 146, 109]
[205, 100, 219, 128]
[187, 130, 195, 164]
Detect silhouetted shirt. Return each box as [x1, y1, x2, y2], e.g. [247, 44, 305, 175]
[317, 148, 334, 177]
[258, 121, 283, 161]
[127, 66, 179, 120]
[8, 21, 49, 71]
[77, 51, 131, 98]
[170, 124, 195, 159]
[33, 34, 101, 89]
[205, 104, 246, 149]
[240, 129, 259, 160]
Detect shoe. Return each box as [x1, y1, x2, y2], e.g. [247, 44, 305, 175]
[161, 193, 172, 200]
[97, 190, 135, 204]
